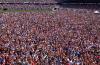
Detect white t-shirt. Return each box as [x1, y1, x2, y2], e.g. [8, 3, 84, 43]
[69, 60, 73, 65]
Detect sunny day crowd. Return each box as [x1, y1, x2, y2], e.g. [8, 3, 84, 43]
[0, 9, 100, 65]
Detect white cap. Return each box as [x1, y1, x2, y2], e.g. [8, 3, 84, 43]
[94, 11, 99, 14]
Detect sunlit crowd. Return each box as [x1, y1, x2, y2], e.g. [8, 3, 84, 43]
[0, 8, 100, 65]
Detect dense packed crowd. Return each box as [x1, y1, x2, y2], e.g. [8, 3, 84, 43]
[0, 4, 56, 10]
[0, 4, 100, 12]
[0, 0, 62, 3]
[0, 9, 100, 65]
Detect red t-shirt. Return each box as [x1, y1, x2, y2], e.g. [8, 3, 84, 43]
[66, 63, 70, 65]
[97, 56, 100, 59]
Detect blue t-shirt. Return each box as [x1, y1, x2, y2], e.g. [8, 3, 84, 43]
[56, 61, 59, 63]
[14, 62, 17, 64]
[0, 60, 2, 62]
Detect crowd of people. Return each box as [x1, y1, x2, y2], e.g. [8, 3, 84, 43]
[0, 8, 100, 65]
[0, 0, 62, 3]
[0, 4, 56, 10]
[0, 4, 100, 12]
